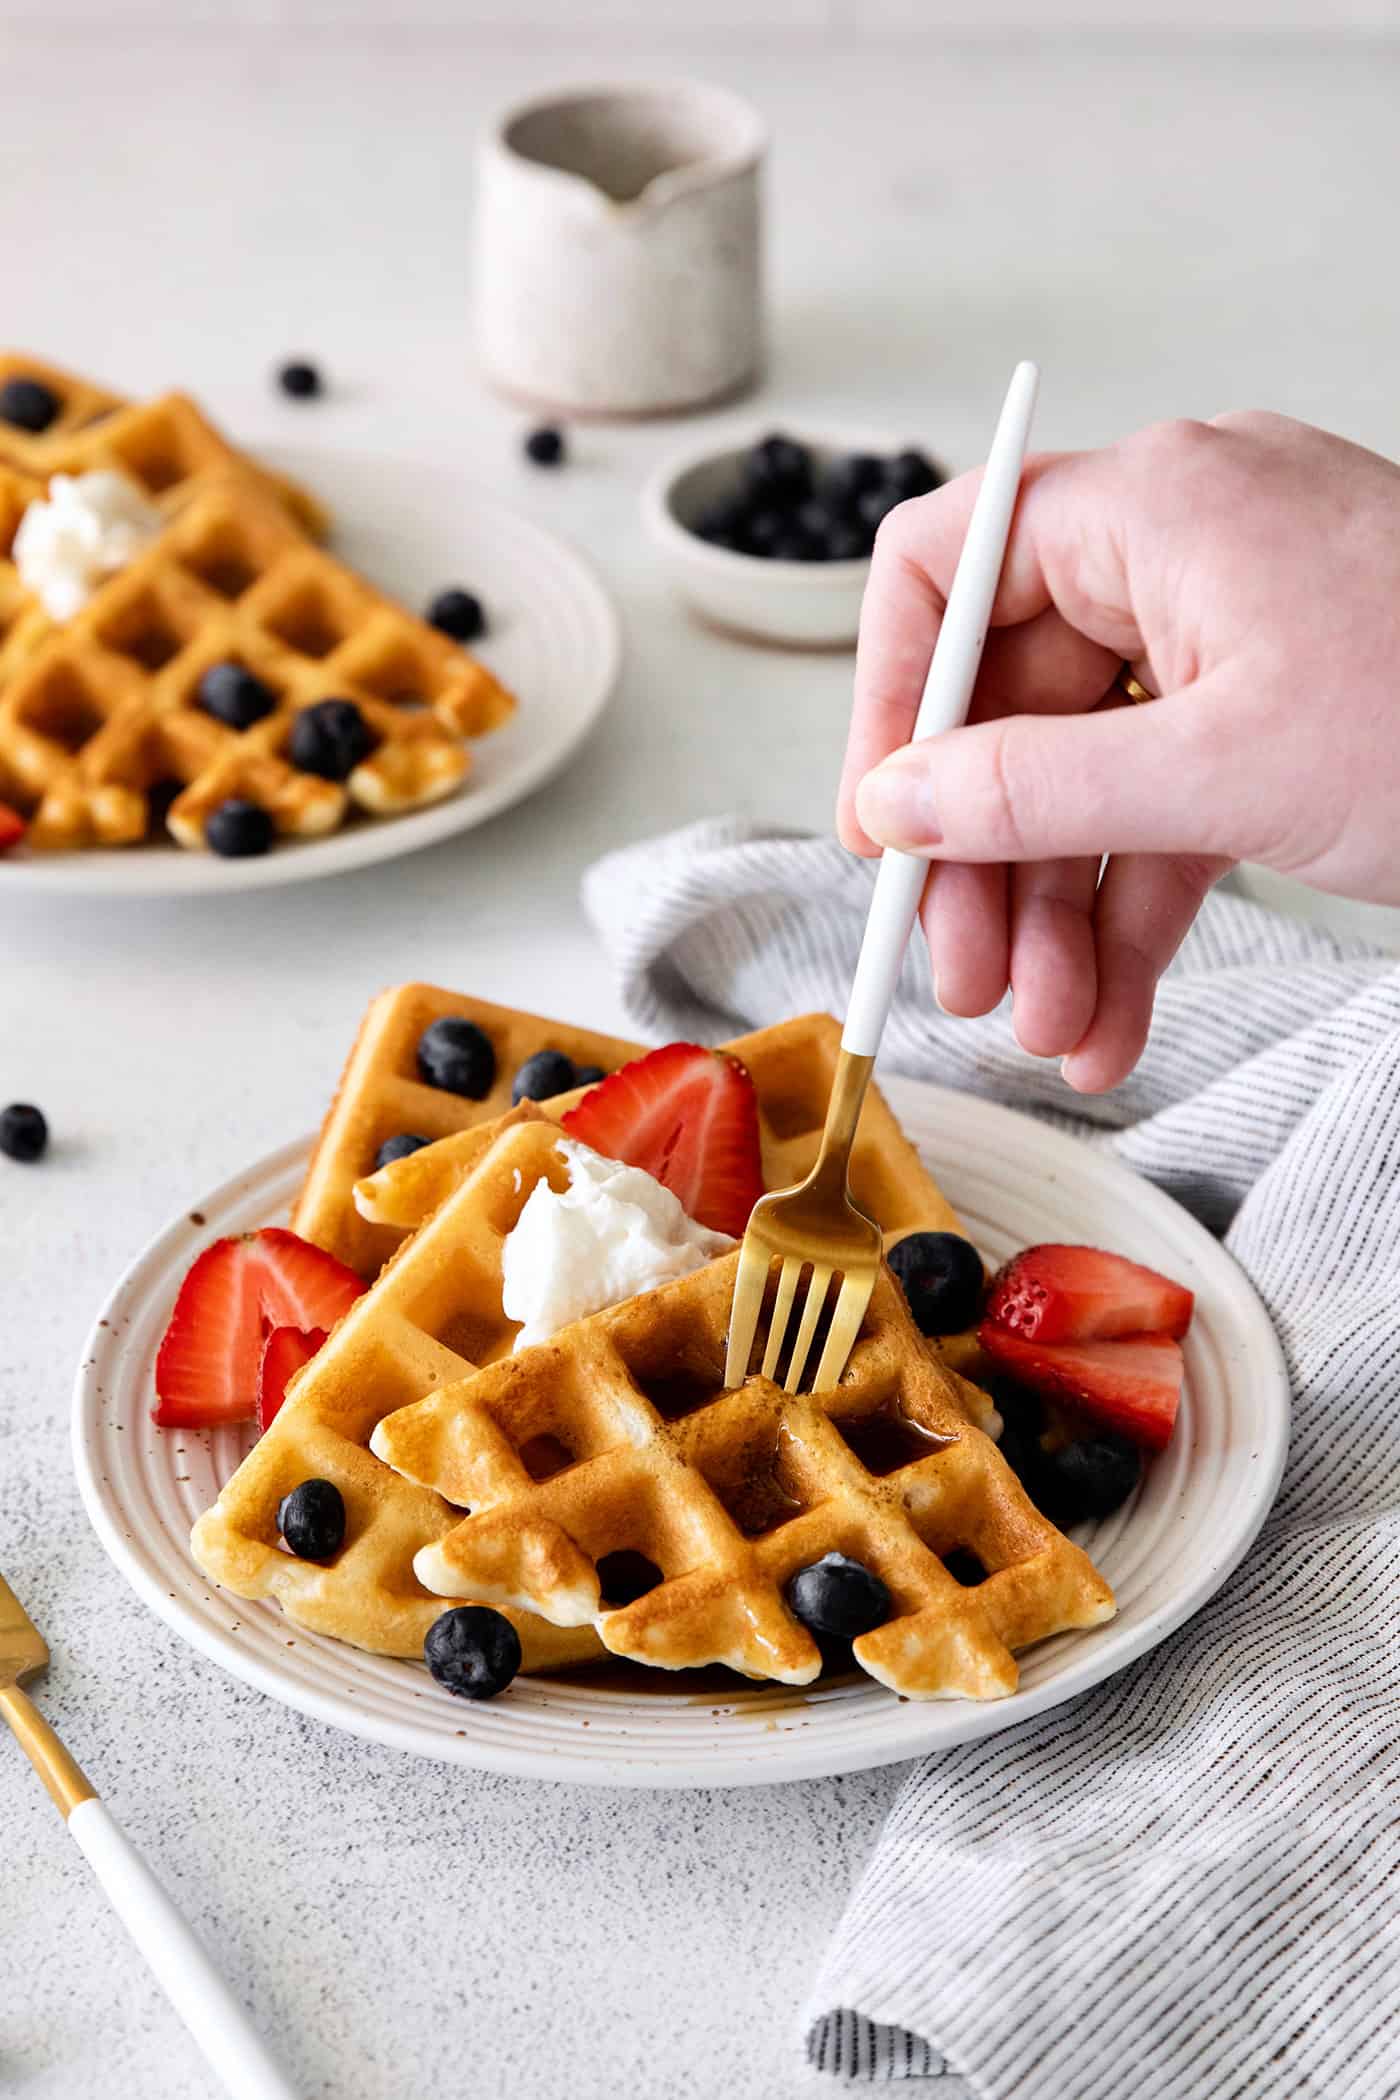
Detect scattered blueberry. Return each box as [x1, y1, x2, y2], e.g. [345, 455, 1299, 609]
[424, 1605, 522, 1699]
[0, 1102, 47, 1162]
[276, 360, 322, 400]
[417, 1016, 496, 1098]
[888, 1231, 985, 1335]
[427, 588, 485, 643]
[573, 1065, 607, 1088]
[786, 1551, 890, 1640]
[1038, 1435, 1142, 1527]
[374, 1132, 430, 1170]
[886, 447, 943, 499]
[511, 1048, 578, 1105]
[524, 425, 565, 467]
[0, 376, 60, 434]
[277, 1478, 345, 1560]
[205, 798, 274, 858]
[197, 661, 277, 731]
[289, 698, 373, 782]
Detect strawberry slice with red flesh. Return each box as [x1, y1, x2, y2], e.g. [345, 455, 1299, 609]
[559, 1041, 764, 1239]
[0, 804, 26, 852]
[153, 1227, 364, 1428]
[256, 1324, 328, 1434]
[978, 1323, 1184, 1453]
[986, 1243, 1193, 1345]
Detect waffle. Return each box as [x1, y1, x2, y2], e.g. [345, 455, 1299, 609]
[191, 1111, 605, 1669]
[0, 463, 51, 688]
[293, 986, 646, 1279]
[196, 1009, 981, 1668]
[344, 996, 982, 1376]
[0, 354, 326, 538]
[0, 474, 516, 852]
[374, 1252, 1115, 1699]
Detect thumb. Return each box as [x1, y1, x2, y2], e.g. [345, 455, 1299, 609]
[853, 681, 1254, 864]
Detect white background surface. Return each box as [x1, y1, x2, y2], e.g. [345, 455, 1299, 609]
[4, 22, 1400, 2100]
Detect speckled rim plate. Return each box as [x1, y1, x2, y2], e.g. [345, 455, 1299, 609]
[71, 1080, 1289, 1787]
[4, 447, 621, 895]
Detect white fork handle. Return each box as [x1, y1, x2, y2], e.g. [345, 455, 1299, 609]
[67, 1798, 299, 2100]
[842, 359, 1040, 1058]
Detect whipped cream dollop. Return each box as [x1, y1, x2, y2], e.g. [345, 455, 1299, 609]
[14, 470, 164, 620]
[501, 1138, 735, 1351]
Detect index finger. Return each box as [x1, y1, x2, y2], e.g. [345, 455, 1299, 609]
[836, 448, 1139, 852]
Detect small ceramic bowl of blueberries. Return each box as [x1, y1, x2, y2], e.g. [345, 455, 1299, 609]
[643, 427, 946, 647]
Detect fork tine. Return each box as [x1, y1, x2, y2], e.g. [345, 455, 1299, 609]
[725, 1238, 773, 1388]
[811, 1268, 875, 1393]
[783, 1264, 833, 1393]
[761, 1257, 803, 1381]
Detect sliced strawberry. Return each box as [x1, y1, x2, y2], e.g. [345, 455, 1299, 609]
[153, 1227, 364, 1428]
[978, 1323, 1184, 1453]
[986, 1243, 1193, 1345]
[257, 1324, 328, 1434]
[560, 1041, 763, 1238]
[0, 803, 26, 852]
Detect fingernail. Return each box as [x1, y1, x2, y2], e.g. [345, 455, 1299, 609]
[855, 751, 942, 849]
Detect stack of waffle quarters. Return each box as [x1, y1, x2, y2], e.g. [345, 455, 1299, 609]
[0, 353, 515, 850]
[192, 987, 1114, 1693]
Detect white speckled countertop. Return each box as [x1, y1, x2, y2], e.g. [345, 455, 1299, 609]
[5, 27, 1400, 2097]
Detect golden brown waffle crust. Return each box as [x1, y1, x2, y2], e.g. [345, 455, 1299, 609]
[197, 995, 983, 1677]
[371, 1251, 1116, 1701]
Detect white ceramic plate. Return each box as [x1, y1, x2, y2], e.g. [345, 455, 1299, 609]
[72, 1080, 1289, 1787]
[5, 447, 621, 895]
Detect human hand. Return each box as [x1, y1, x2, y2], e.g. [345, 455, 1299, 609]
[837, 412, 1400, 1090]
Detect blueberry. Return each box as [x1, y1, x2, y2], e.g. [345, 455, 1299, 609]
[424, 1605, 521, 1700]
[786, 1551, 890, 1639]
[573, 1065, 607, 1088]
[770, 531, 810, 563]
[826, 522, 869, 562]
[793, 500, 837, 553]
[0, 1103, 47, 1162]
[417, 1016, 496, 1098]
[277, 1478, 345, 1560]
[887, 447, 943, 499]
[0, 376, 60, 434]
[742, 434, 812, 506]
[289, 699, 373, 782]
[374, 1132, 430, 1170]
[197, 661, 277, 730]
[693, 498, 748, 548]
[888, 1231, 985, 1335]
[524, 425, 565, 467]
[427, 588, 485, 643]
[511, 1048, 578, 1105]
[1038, 1436, 1142, 1527]
[276, 360, 322, 400]
[205, 798, 274, 857]
[739, 508, 784, 558]
[856, 484, 902, 537]
[821, 452, 884, 513]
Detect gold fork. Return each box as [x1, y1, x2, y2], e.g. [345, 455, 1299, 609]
[724, 361, 1041, 1394]
[1, 1570, 298, 2100]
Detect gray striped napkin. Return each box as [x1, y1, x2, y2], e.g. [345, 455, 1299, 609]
[583, 817, 1400, 2099]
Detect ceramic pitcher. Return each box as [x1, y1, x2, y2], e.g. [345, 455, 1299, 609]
[474, 81, 766, 418]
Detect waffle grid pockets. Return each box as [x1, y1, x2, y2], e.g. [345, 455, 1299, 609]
[194, 996, 984, 1672]
[0, 476, 516, 851]
[377, 1256, 1116, 1701]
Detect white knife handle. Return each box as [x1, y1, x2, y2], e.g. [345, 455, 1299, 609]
[67, 1798, 299, 2100]
[842, 358, 1040, 1058]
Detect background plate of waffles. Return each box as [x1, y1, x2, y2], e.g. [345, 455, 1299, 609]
[71, 1069, 1290, 1788]
[0, 443, 620, 895]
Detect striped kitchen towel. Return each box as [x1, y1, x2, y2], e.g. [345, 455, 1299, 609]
[583, 817, 1400, 2099]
